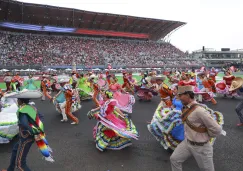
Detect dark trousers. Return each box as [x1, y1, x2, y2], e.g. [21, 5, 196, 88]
[7, 129, 34, 171]
[5, 82, 11, 92]
[16, 82, 21, 91]
[235, 100, 243, 123]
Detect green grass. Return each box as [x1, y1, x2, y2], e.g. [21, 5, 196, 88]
[1, 73, 242, 90]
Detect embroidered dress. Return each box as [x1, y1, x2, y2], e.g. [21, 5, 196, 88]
[21, 78, 38, 90]
[0, 97, 18, 143]
[136, 78, 157, 101]
[109, 83, 135, 113]
[147, 101, 224, 150]
[77, 77, 92, 100]
[87, 99, 138, 151]
[147, 98, 184, 150]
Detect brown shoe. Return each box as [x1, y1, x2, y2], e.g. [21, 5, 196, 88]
[211, 98, 217, 105]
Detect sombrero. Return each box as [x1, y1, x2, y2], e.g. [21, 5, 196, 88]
[197, 72, 205, 76]
[4, 89, 42, 99]
[178, 86, 194, 95]
[59, 78, 70, 83]
[56, 75, 70, 83]
[88, 74, 97, 81]
[229, 77, 243, 91]
[42, 74, 48, 78]
[155, 75, 166, 81]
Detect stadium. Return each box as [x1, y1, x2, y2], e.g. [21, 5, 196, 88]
[0, 1, 243, 171]
[0, 0, 204, 70]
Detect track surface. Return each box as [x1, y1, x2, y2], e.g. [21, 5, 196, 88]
[0, 96, 243, 171]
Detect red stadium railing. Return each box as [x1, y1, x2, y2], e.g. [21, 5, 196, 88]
[75, 29, 149, 39]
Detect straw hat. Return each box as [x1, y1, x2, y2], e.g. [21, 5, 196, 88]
[59, 78, 69, 83]
[155, 75, 166, 81]
[4, 89, 42, 99]
[88, 74, 97, 81]
[229, 77, 243, 91]
[197, 72, 205, 76]
[178, 86, 194, 95]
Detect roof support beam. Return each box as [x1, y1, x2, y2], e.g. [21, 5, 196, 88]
[98, 15, 106, 29]
[107, 16, 119, 30]
[139, 20, 154, 33]
[4, 1, 10, 22]
[78, 12, 85, 28]
[149, 22, 166, 34]
[153, 22, 175, 40]
[130, 19, 141, 32]
[72, 9, 75, 27]
[116, 17, 127, 31]
[45, 6, 50, 26]
[90, 13, 97, 28]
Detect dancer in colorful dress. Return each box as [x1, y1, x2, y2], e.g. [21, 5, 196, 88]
[21, 75, 38, 90]
[221, 70, 237, 97]
[2, 90, 54, 171]
[109, 76, 135, 113]
[229, 77, 243, 126]
[41, 75, 52, 101]
[64, 83, 79, 124]
[148, 86, 184, 150]
[128, 71, 137, 85]
[89, 75, 100, 107]
[97, 73, 108, 90]
[10, 73, 23, 92]
[178, 73, 196, 87]
[196, 72, 217, 104]
[53, 78, 68, 122]
[70, 71, 78, 88]
[223, 70, 235, 86]
[136, 72, 157, 101]
[0, 94, 18, 144]
[156, 76, 173, 107]
[52, 76, 81, 123]
[106, 71, 111, 85]
[122, 72, 134, 95]
[76, 74, 92, 100]
[87, 91, 138, 151]
[168, 74, 180, 90]
[209, 67, 218, 83]
[3, 72, 12, 92]
[208, 73, 217, 93]
[51, 74, 59, 93]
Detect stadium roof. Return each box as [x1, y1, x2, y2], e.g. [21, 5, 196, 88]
[0, 0, 186, 40]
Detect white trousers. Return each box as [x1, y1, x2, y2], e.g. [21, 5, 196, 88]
[59, 101, 67, 120]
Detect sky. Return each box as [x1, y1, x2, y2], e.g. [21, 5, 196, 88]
[18, 0, 243, 52]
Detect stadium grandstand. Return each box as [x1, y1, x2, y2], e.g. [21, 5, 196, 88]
[0, 0, 201, 69]
[192, 48, 243, 69]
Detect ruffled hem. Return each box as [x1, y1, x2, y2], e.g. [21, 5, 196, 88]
[116, 95, 135, 113]
[88, 109, 139, 140]
[0, 125, 18, 140]
[94, 122, 133, 151]
[0, 137, 11, 144]
[148, 103, 224, 150]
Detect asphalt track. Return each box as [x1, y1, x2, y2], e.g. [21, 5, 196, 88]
[0, 96, 243, 171]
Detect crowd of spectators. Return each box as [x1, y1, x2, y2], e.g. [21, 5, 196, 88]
[0, 31, 201, 67]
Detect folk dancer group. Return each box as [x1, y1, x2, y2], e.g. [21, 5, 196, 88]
[2, 68, 243, 171]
